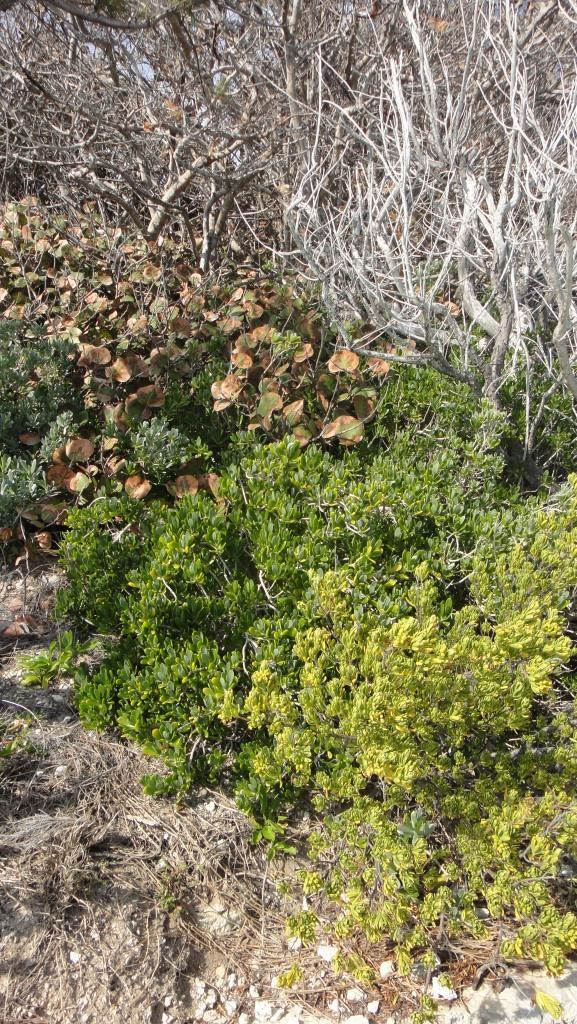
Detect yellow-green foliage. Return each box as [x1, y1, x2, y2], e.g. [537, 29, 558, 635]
[57, 374, 577, 990]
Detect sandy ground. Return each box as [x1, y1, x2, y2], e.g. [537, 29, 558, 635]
[2, 564, 577, 1024]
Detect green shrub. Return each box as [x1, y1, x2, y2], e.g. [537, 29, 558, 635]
[57, 372, 577, 987]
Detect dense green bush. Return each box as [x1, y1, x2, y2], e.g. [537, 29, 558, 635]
[55, 367, 577, 1007]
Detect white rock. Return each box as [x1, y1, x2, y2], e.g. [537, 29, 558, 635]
[366, 1000, 379, 1014]
[205, 988, 218, 1008]
[317, 944, 338, 963]
[161, 1014, 173, 1024]
[379, 961, 394, 980]
[194, 980, 207, 995]
[346, 988, 365, 1004]
[431, 976, 458, 1002]
[287, 936, 302, 951]
[328, 998, 341, 1015]
[69, 951, 81, 964]
[343, 1016, 369, 1024]
[213, 965, 227, 984]
[54, 765, 67, 778]
[238, 1015, 250, 1024]
[254, 999, 274, 1021]
[224, 999, 238, 1015]
[205, 800, 216, 812]
[226, 973, 238, 990]
[271, 1010, 286, 1023]
[249, 985, 260, 999]
[164, 995, 173, 1008]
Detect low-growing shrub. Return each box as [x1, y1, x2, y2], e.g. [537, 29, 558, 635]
[56, 371, 577, 996]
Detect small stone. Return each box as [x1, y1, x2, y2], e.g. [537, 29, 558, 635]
[317, 944, 338, 963]
[379, 961, 394, 980]
[238, 1015, 250, 1024]
[343, 1016, 369, 1024]
[346, 988, 365, 1004]
[205, 800, 216, 812]
[213, 965, 227, 984]
[270, 1010, 286, 1023]
[249, 985, 260, 999]
[205, 989, 218, 1008]
[328, 998, 341, 1015]
[161, 1014, 173, 1024]
[366, 1000, 379, 1015]
[254, 999, 274, 1021]
[194, 980, 207, 996]
[54, 765, 67, 778]
[69, 951, 81, 964]
[226, 973, 238, 990]
[431, 976, 457, 1002]
[287, 936, 302, 951]
[164, 995, 173, 1008]
[224, 999, 238, 1015]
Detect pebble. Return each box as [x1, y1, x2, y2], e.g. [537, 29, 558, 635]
[343, 1016, 369, 1024]
[238, 1015, 251, 1024]
[346, 988, 365, 1003]
[54, 765, 67, 778]
[226, 973, 238, 990]
[328, 998, 341, 1015]
[317, 944, 338, 962]
[249, 984, 260, 999]
[366, 1000, 379, 1014]
[431, 975, 458, 1001]
[69, 951, 81, 964]
[254, 999, 274, 1020]
[205, 989, 218, 1008]
[287, 936, 302, 951]
[379, 960, 394, 980]
[224, 999, 238, 1015]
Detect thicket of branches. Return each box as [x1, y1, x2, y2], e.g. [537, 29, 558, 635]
[1, 0, 577, 442]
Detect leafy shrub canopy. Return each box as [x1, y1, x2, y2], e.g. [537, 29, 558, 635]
[56, 369, 577, 996]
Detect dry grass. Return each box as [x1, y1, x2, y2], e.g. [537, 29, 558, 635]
[0, 713, 300, 1023]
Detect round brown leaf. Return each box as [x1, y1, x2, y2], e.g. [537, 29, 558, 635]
[284, 399, 304, 427]
[106, 354, 147, 382]
[78, 344, 112, 367]
[211, 375, 243, 401]
[166, 475, 199, 498]
[321, 415, 364, 445]
[367, 357, 390, 377]
[327, 349, 360, 374]
[125, 475, 152, 500]
[232, 351, 253, 369]
[293, 343, 314, 363]
[67, 471, 92, 494]
[65, 437, 95, 463]
[135, 384, 165, 408]
[18, 433, 41, 446]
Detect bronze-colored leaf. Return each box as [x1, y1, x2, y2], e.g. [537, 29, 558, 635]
[321, 415, 364, 445]
[78, 343, 112, 367]
[293, 343, 314, 363]
[232, 351, 253, 369]
[170, 316, 193, 337]
[211, 375, 243, 401]
[166, 475, 199, 498]
[327, 349, 360, 374]
[135, 384, 165, 407]
[142, 263, 162, 282]
[106, 354, 147, 382]
[220, 316, 242, 334]
[18, 432, 41, 446]
[125, 475, 152, 500]
[293, 424, 313, 447]
[367, 357, 390, 376]
[284, 399, 304, 426]
[67, 471, 92, 493]
[65, 437, 95, 463]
